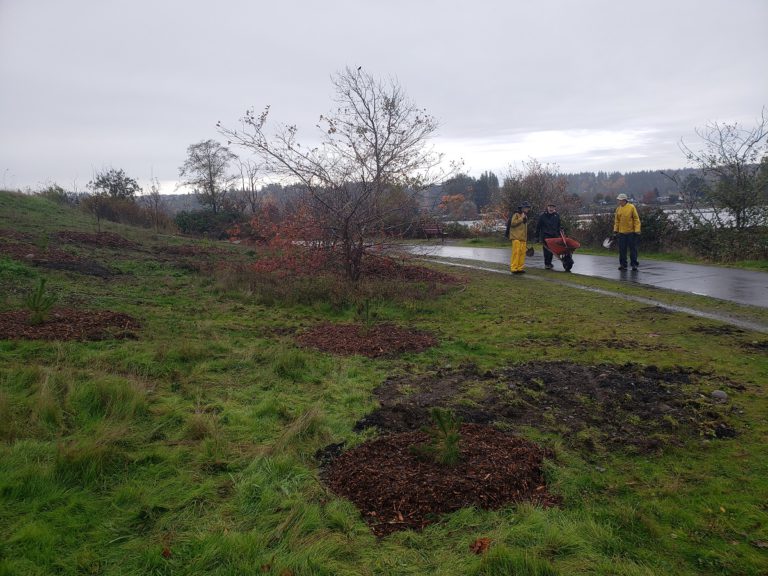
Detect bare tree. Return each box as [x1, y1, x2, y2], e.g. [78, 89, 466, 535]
[140, 176, 166, 232]
[679, 109, 768, 230]
[236, 157, 262, 214]
[494, 159, 578, 231]
[179, 139, 237, 214]
[218, 66, 453, 280]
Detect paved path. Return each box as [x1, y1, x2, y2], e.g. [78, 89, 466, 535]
[408, 245, 768, 309]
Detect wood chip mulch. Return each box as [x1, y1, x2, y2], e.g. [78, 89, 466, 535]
[362, 256, 462, 284]
[0, 308, 140, 341]
[296, 322, 437, 357]
[323, 423, 559, 536]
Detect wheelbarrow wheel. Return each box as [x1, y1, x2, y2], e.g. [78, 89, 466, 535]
[562, 253, 574, 272]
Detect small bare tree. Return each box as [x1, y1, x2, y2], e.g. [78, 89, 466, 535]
[141, 176, 166, 232]
[218, 66, 452, 280]
[494, 159, 577, 231]
[679, 109, 768, 230]
[179, 139, 237, 214]
[236, 157, 262, 214]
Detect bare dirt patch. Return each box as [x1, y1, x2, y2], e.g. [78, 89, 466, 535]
[691, 324, 746, 336]
[0, 229, 33, 242]
[296, 322, 437, 358]
[355, 361, 739, 453]
[55, 230, 141, 250]
[0, 308, 140, 341]
[1, 237, 117, 277]
[323, 423, 558, 536]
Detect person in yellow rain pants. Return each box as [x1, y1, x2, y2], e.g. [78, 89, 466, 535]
[505, 201, 531, 274]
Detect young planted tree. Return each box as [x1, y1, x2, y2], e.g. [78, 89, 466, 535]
[679, 109, 768, 230]
[140, 177, 167, 232]
[179, 139, 238, 214]
[219, 66, 452, 280]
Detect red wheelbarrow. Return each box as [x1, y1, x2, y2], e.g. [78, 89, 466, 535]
[544, 230, 581, 272]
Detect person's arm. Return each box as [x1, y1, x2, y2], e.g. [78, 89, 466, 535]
[633, 206, 641, 234]
[613, 209, 620, 233]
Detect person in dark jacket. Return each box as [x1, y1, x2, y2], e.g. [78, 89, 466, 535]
[535, 202, 562, 269]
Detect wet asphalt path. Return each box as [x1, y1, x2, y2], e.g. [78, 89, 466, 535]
[408, 245, 768, 309]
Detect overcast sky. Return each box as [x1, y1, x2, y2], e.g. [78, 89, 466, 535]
[1, 0, 766, 193]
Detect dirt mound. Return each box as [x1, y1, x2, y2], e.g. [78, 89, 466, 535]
[323, 423, 557, 536]
[153, 244, 228, 257]
[0, 308, 140, 341]
[1, 237, 117, 277]
[356, 362, 739, 453]
[34, 260, 117, 278]
[55, 230, 141, 250]
[361, 255, 462, 284]
[296, 322, 437, 357]
[0, 229, 32, 241]
[0, 240, 82, 263]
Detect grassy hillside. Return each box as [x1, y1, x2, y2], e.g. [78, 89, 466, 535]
[1, 191, 766, 575]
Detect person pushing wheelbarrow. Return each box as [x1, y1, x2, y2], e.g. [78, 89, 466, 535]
[536, 201, 580, 272]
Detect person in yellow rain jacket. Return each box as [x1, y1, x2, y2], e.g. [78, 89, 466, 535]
[505, 201, 531, 274]
[613, 193, 641, 271]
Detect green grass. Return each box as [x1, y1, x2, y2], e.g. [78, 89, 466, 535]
[1, 191, 767, 575]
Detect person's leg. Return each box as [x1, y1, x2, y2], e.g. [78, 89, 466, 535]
[629, 233, 639, 268]
[511, 240, 524, 272]
[510, 240, 518, 271]
[543, 239, 553, 267]
[617, 234, 628, 269]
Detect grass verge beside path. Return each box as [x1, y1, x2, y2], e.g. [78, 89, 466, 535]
[424, 256, 768, 330]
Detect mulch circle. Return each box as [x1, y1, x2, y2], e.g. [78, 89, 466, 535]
[296, 322, 437, 358]
[361, 255, 463, 284]
[322, 423, 558, 537]
[0, 308, 140, 341]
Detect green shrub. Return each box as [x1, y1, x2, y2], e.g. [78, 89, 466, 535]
[574, 211, 613, 248]
[673, 226, 768, 262]
[414, 407, 462, 466]
[24, 278, 57, 325]
[174, 209, 241, 239]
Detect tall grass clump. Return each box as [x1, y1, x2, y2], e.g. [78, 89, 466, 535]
[266, 405, 330, 457]
[32, 372, 66, 432]
[183, 411, 218, 441]
[67, 376, 147, 424]
[54, 424, 134, 485]
[472, 545, 560, 576]
[0, 390, 17, 441]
